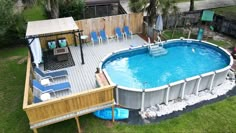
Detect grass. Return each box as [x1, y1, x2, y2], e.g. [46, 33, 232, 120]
[23, 5, 47, 21]
[213, 6, 236, 20]
[0, 46, 30, 133]
[0, 45, 236, 133]
[162, 29, 235, 48]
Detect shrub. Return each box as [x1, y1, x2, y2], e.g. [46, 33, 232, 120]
[59, 0, 85, 20]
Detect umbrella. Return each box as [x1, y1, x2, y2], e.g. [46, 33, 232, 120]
[155, 15, 163, 33]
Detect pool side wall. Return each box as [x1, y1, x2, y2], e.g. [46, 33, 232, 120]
[101, 39, 233, 110]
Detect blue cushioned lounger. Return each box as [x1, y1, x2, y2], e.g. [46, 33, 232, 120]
[124, 26, 132, 39]
[34, 67, 68, 80]
[100, 30, 109, 44]
[115, 27, 124, 40]
[32, 79, 71, 94]
[91, 31, 100, 46]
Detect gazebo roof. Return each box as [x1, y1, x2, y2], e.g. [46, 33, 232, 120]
[26, 17, 79, 37]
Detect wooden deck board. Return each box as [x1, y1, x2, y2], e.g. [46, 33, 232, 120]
[40, 35, 145, 97]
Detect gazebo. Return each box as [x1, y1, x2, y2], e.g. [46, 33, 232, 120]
[25, 17, 85, 67]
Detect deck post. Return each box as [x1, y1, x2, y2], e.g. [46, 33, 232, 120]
[75, 117, 81, 133]
[73, 31, 77, 46]
[33, 128, 38, 133]
[26, 38, 35, 63]
[112, 105, 115, 123]
[78, 31, 85, 64]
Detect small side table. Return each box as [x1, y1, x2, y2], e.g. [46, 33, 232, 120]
[40, 78, 50, 86]
[40, 93, 51, 101]
[109, 35, 116, 43]
[81, 35, 88, 45]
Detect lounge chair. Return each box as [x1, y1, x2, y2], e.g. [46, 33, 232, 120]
[115, 27, 124, 41]
[124, 26, 133, 39]
[91, 31, 101, 46]
[32, 79, 71, 96]
[34, 67, 68, 81]
[99, 30, 109, 44]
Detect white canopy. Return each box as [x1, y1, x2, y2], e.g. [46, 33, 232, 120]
[26, 17, 79, 37]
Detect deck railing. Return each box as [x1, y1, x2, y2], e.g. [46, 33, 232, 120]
[23, 55, 114, 127]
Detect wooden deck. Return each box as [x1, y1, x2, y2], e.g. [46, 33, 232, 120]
[40, 35, 146, 97]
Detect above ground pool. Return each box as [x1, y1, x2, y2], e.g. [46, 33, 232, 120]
[100, 39, 233, 109]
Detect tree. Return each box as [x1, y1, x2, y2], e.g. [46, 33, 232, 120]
[22, 0, 37, 7]
[189, 0, 194, 11]
[157, 0, 179, 28]
[45, 0, 59, 18]
[0, 0, 15, 36]
[42, 0, 85, 19]
[128, 0, 147, 13]
[129, 0, 178, 26]
[0, 0, 27, 48]
[59, 0, 85, 20]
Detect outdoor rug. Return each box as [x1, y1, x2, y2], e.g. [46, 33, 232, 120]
[43, 47, 75, 71]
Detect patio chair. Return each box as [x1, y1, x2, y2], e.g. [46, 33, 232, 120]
[32, 79, 71, 96]
[47, 40, 57, 50]
[34, 67, 68, 81]
[99, 30, 109, 44]
[91, 31, 101, 46]
[115, 27, 124, 41]
[58, 38, 67, 48]
[124, 26, 133, 39]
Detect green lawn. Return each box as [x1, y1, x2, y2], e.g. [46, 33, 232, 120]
[23, 5, 47, 21]
[162, 30, 235, 48]
[0, 45, 236, 132]
[213, 6, 236, 20]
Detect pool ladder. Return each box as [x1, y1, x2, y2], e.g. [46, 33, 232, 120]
[147, 37, 168, 57]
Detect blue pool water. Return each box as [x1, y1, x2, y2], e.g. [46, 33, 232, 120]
[102, 41, 230, 89]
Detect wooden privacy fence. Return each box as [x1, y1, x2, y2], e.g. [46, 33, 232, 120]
[38, 13, 143, 49]
[23, 54, 115, 127]
[76, 13, 143, 38]
[39, 34, 75, 49]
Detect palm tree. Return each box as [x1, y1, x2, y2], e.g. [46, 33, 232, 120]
[128, 0, 147, 13]
[156, 0, 179, 28]
[189, 0, 194, 11]
[129, 0, 178, 27]
[45, 0, 59, 18]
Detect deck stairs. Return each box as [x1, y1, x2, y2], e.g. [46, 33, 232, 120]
[147, 37, 167, 56]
